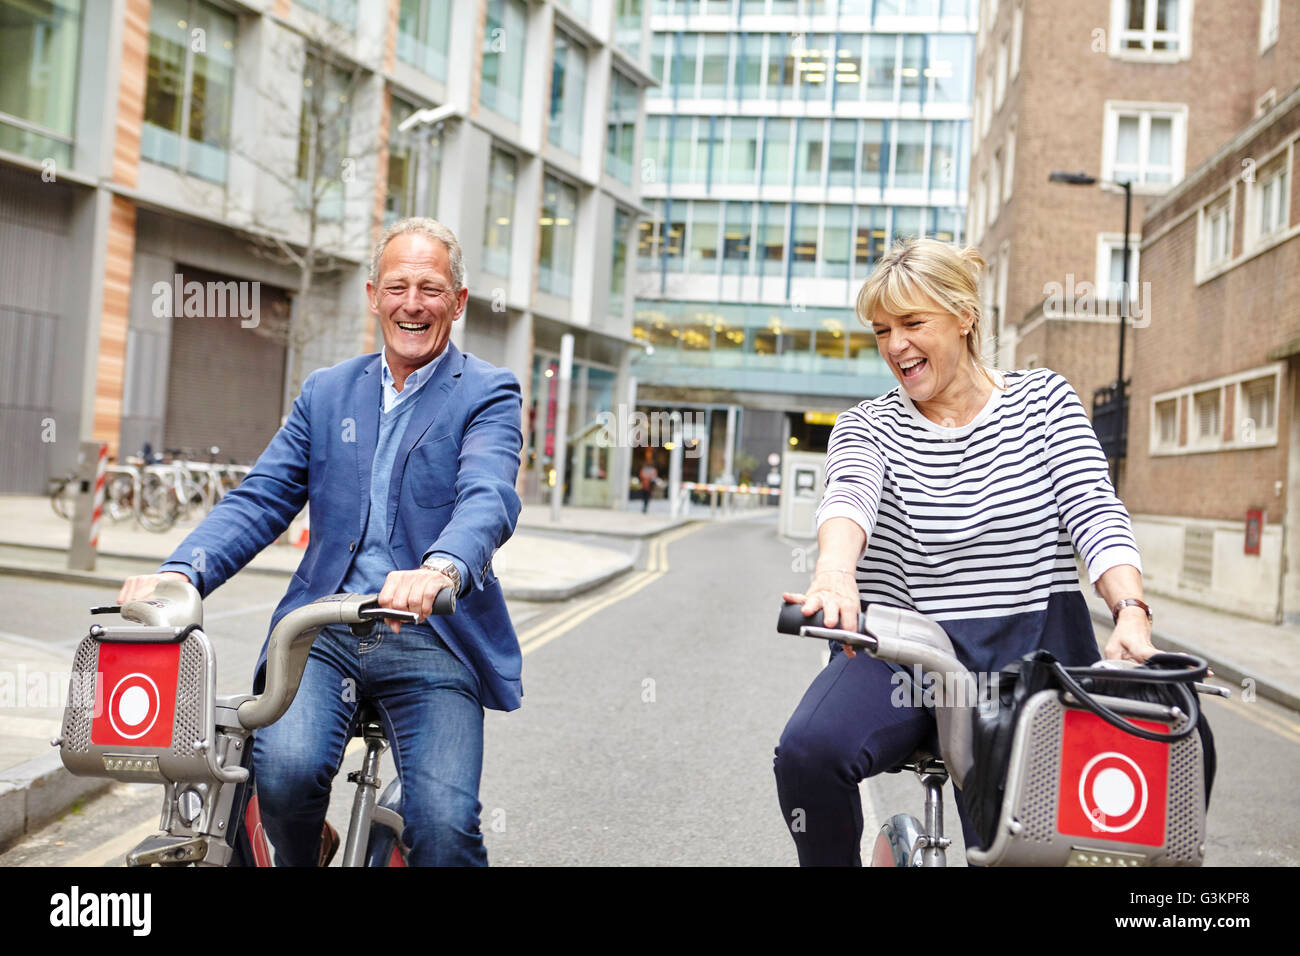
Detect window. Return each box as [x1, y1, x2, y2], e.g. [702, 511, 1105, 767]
[797, 119, 826, 187]
[734, 33, 763, 99]
[899, 35, 925, 105]
[1002, 124, 1015, 202]
[700, 34, 730, 98]
[823, 206, 852, 278]
[1010, 2, 1023, 77]
[931, 121, 960, 192]
[481, 0, 527, 122]
[0, 0, 82, 166]
[893, 120, 926, 190]
[988, 148, 1002, 217]
[855, 206, 888, 271]
[606, 69, 638, 183]
[386, 97, 442, 226]
[834, 36, 864, 102]
[760, 203, 788, 276]
[865, 34, 897, 101]
[723, 118, 758, 185]
[1153, 398, 1178, 451]
[1200, 191, 1232, 273]
[762, 118, 792, 187]
[688, 201, 721, 272]
[1261, 0, 1280, 51]
[791, 208, 819, 277]
[1097, 233, 1141, 301]
[765, 33, 796, 100]
[1111, 0, 1188, 57]
[637, 202, 663, 269]
[980, 72, 992, 137]
[397, 0, 450, 80]
[971, 171, 987, 240]
[483, 147, 516, 277]
[1104, 104, 1185, 187]
[142, 0, 236, 183]
[297, 0, 357, 27]
[1192, 388, 1220, 445]
[1253, 153, 1290, 243]
[829, 119, 857, 187]
[538, 174, 578, 297]
[723, 202, 754, 274]
[615, 0, 643, 59]
[610, 208, 630, 317]
[995, 34, 1008, 107]
[1239, 375, 1278, 444]
[860, 120, 885, 189]
[296, 52, 353, 220]
[929, 35, 974, 104]
[550, 31, 588, 155]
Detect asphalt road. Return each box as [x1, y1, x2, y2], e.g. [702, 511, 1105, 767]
[2, 516, 1299, 866]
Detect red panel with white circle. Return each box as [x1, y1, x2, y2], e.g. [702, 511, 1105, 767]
[1056, 708, 1170, 846]
[90, 641, 180, 750]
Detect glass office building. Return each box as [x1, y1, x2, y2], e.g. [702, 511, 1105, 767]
[634, 0, 974, 481]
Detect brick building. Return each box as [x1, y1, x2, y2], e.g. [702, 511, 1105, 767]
[1122, 2, 1299, 623]
[969, 0, 1265, 414]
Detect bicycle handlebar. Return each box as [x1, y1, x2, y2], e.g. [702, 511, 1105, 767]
[235, 589, 455, 731]
[778, 601, 977, 787]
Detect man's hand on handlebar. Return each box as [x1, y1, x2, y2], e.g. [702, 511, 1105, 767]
[378, 567, 454, 632]
[118, 570, 191, 605]
[1104, 607, 1158, 664]
[783, 566, 863, 658]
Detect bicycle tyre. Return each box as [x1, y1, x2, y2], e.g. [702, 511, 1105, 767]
[870, 813, 923, 867]
[137, 474, 178, 532]
[49, 478, 75, 520]
[105, 473, 135, 522]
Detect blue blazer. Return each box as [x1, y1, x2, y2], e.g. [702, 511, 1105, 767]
[160, 343, 526, 711]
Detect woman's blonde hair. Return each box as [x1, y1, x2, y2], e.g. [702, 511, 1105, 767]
[856, 237, 1001, 389]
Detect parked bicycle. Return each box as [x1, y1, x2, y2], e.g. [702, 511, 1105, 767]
[55, 578, 455, 866]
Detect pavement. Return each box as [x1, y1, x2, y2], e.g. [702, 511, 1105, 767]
[0, 493, 686, 852]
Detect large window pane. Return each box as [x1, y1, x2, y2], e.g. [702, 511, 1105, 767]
[900, 34, 924, 104]
[606, 69, 638, 183]
[833, 36, 863, 102]
[185, 1, 235, 182]
[688, 201, 720, 273]
[893, 120, 926, 189]
[766, 34, 795, 100]
[929, 34, 972, 103]
[725, 117, 759, 185]
[483, 147, 516, 276]
[610, 207, 630, 316]
[855, 205, 888, 272]
[549, 31, 587, 155]
[829, 119, 857, 187]
[866, 34, 897, 101]
[397, 0, 451, 80]
[386, 98, 416, 225]
[482, 0, 526, 122]
[762, 118, 792, 186]
[797, 119, 826, 186]
[929, 120, 958, 192]
[860, 119, 885, 189]
[0, 0, 82, 162]
[760, 203, 788, 276]
[791, 208, 819, 277]
[700, 34, 729, 98]
[538, 175, 578, 296]
[823, 205, 851, 278]
[734, 33, 762, 99]
[723, 202, 754, 275]
[893, 206, 923, 241]
[142, 0, 187, 170]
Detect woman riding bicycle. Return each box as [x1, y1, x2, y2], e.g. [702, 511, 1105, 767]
[774, 238, 1157, 866]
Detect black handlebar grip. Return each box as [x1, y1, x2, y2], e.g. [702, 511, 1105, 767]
[432, 587, 456, 616]
[778, 602, 825, 634]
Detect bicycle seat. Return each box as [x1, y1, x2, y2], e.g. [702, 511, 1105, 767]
[350, 701, 387, 740]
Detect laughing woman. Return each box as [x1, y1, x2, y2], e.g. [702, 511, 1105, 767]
[773, 238, 1157, 866]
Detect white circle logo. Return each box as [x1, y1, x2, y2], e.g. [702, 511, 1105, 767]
[1078, 751, 1148, 833]
[107, 673, 162, 740]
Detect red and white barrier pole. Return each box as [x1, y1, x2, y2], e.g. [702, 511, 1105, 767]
[89, 443, 107, 551]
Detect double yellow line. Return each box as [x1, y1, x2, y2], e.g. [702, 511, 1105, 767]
[517, 523, 698, 657]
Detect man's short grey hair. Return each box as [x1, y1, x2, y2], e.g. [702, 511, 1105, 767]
[369, 217, 465, 290]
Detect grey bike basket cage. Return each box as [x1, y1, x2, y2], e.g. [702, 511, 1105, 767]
[965, 690, 1207, 867]
[865, 605, 976, 789]
[58, 626, 243, 786]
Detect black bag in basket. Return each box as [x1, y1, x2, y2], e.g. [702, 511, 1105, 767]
[964, 650, 1216, 852]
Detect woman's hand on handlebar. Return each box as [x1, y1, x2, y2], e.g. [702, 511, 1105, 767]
[783, 566, 862, 658]
[378, 567, 453, 632]
[118, 570, 191, 604]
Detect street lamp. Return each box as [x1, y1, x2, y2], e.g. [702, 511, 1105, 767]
[1048, 169, 1133, 486]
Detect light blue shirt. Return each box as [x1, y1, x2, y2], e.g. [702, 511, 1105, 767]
[381, 346, 446, 413]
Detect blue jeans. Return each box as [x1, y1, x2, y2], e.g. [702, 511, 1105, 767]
[252, 620, 487, 866]
[773, 648, 980, 866]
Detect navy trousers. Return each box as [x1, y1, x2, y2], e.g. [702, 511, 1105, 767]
[774, 647, 982, 866]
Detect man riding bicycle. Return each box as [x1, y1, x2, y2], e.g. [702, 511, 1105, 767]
[119, 218, 524, 866]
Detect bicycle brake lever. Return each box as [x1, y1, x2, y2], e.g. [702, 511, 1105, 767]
[90, 605, 122, 615]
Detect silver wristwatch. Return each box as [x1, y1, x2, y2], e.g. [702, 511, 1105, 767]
[421, 556, 462, 595]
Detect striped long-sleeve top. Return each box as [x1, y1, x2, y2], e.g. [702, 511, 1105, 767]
[816, 367, 1142, 676]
